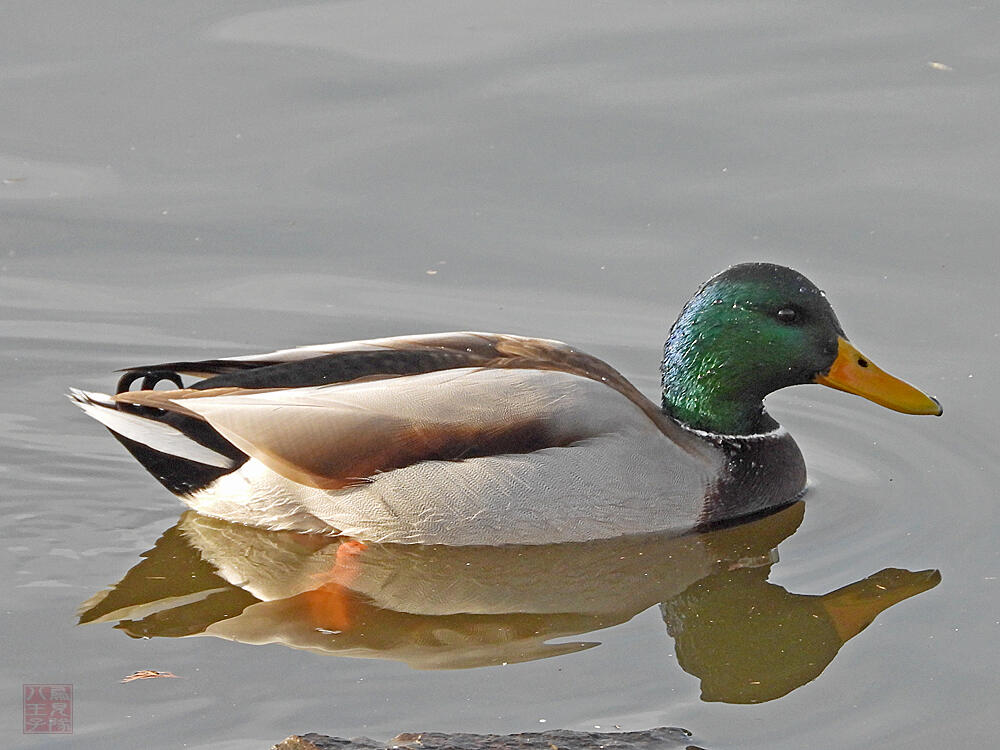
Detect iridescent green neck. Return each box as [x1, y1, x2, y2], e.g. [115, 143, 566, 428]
[660, 346, 772, 436]
[660, 282, 786, 435]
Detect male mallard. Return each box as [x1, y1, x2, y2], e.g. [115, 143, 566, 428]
[70, 263, 940, 544]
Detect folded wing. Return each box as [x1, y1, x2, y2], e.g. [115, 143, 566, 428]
[163, 368, 659, 490]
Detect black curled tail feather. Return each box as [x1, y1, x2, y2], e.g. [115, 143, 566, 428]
[116, 370, 184, 395]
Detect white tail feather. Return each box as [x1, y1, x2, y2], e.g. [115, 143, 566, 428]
[68, 389, 235, 469]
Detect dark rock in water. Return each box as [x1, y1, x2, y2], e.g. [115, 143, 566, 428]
[273, 727, 707, 750]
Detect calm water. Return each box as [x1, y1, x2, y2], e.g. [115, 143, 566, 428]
[2, 2, 998, 748]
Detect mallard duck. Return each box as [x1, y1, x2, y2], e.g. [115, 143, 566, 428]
[70, 263, 941, 544]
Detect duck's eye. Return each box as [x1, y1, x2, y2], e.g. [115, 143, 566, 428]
[776, 308, 798, 323]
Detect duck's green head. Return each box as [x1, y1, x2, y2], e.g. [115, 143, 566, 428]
[661, 263, 941, 435]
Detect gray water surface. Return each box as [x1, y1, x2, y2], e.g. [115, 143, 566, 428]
[2, 2, 998, 749]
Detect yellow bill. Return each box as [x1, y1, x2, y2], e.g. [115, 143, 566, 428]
[815, 338, 942, 416]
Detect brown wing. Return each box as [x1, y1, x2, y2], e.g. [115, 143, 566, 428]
[118, 333, 532, 380]
[149, 368, 652, 490]
[115, 331, 656, 416]
[112, 333, 550, 414]
[110, 332, 704, 488]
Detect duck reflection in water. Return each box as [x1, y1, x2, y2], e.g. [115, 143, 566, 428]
[79, 502, 938, 703]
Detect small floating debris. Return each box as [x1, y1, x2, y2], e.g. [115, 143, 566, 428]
[120, 670, 182, 683]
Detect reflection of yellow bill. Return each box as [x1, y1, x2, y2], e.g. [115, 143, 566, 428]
[815, 337, 942, 415]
